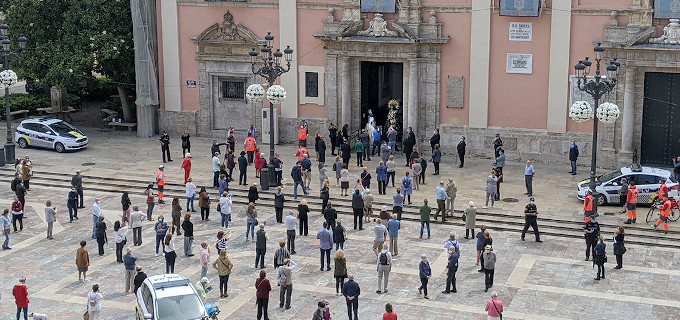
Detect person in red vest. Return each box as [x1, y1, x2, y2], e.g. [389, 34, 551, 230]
[156, 165, 166, 204]
[181, 153, 192, 184]
[298, 125, 308, 148]
[296, 146, 310, 163]
[652, 197, 671, 235]
[658, 177, 669, 203]
[624, 181, 639, 224]
[583, 190, 594, 219]
[12, 276, 29, 319]
[245, 133, 257, 164]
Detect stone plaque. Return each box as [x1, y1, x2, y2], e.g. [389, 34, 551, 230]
[509, 22, 532, 41]
[446, 76, 464, 108]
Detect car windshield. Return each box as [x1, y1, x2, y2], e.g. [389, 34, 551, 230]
[155, 294, 205, 320]
[598, 169, 622, 183]
[48, 121, 78, 134]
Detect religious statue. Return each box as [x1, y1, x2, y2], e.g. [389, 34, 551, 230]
[358, 13, 398, 37]
[387, 99, 401, 133]
[366, 109, 376, 142]
[651, 19, 680, 44]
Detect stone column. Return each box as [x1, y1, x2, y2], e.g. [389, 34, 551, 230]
[279, 0, 298, 119]
[468, 0, 491, 128]
[160, 0, 182, 112]
[621, 68, 635, 153]
[407, 58, 418, 134]
[341, 57, 352, 127]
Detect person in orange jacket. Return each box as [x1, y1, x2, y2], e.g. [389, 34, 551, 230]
[583, 190, 594, 219]
[181, 153, 192, 184]
[298, 125, 308, 148]
[624, 182, 639, 224]
[658, 178, 669, 203]
[245, 133, 257, 164]
[156, 165, 166, 204]
[652, 197, 671, 235]
[296, 146, 310, 163]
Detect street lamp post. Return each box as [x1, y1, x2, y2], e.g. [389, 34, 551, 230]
[0, 23, 27, 165]
[571, 42, 620, 217]
[248, 32, 293, 188]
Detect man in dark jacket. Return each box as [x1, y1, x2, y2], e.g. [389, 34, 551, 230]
[211, 140, 226, 157]
[324, 202, 337, 239]
[403, 127, 416, 166]
[493, 134, 503, 159]
[291, 161, 307, 200]
[342, 274, 361, 320]
[318, 135, 327, 164]
[159, 130, 172, 163]
[569, 139, 579, 175]
[521, 197, 542, 242]
[359, 129, 370, 161]
[429, 128, 440, 152]
[442, 246, 459, 293]
[456, 136, 466, 168]
[71, 170, 85, 208]
[583, 217, 600, 261]
[272, 153, 283, 186]
[340, 139, 351, 167]
[238, 151, 248, 185]
[351, 190, 364, 230]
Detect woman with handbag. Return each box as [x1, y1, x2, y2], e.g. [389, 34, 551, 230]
[613, 226, 626, 269]
[212, 249, 234, 297]
[382, 303, 397, 320]
[121, 192, 132, 223]
[255, 270, 271, 320]
[113, 221, 129, 263]
[198, 187, 210, 221]
[144, 184, 155, 221]
[333, 249, 347, 294]
[2, 209, 11, 250]
[593, 236, 607, 280]
[171, 197, 182, 236]
[86, 284, 103, 320]
[181, 129, 191, 157]
[485, 291, 503, 320]
[246, 203, 258, 242]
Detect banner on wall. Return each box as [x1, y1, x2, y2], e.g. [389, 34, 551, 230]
[361, 0, 396, 13]
[499, 0, 540, 17]
[654, 0, 680, 19]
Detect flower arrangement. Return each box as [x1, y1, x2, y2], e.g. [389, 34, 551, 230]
[569, 101, 593, 123]
[596, 102, 620, 123]
[246, 84, 265, 103]
[266, 85, 287, 104]
[0, 69, 18, 88]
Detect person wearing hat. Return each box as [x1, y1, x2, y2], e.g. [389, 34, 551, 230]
[71, 170, 84, 208]
[13, 276, 29, 319]
[521, 198, 542, 242]
[482, 245, 496, 292]
[195, 277, 212, 304]
[159, 130, 172, 163]
[583, 217, 600, 261]
[238, 151, 248, 185]
[417, 254, 431, 299]
[156, 165, 166, 204]
[379, 205, 390, 228]
[133, 266, 147, 296]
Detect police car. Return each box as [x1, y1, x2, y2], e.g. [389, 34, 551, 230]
[135, 274, 209, 320]
[576, 165, 678, 206]
[14, 117, 88, 153]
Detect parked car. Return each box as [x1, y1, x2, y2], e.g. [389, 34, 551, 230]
[136, 274, 209, 320]
[15, 117, 88, 153]
[577, 165, 678, 205]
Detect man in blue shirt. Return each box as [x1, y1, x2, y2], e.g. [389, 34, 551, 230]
[495, 149, 506, 175]
[342, 274, 360, 320]
[123, 247, 138, 294]
[524, 160, 535, 197]
[317, 222, 333, 271]
[371, 127, 382, 157]
[434, 181, 450, 222]
[387, 214, 400, 256]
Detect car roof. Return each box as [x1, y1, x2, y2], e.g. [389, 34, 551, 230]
[144, 274, 196, 298]
[620, 166, 671, 177]
[21, 117, 63, 125]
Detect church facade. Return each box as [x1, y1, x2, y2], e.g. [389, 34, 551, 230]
[155, 0, 680, 167]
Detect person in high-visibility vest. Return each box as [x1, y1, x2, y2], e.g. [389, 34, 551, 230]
[298, 126, 308, 148]
[658, 178, 669, 203]
[295, 146, 309, 163]
[244, 133, 257, 164]
[583, 190, 594, 219]
[624, 182, 639, 224]
[652, 197, 671, 235]
[156, 165, 166, 204]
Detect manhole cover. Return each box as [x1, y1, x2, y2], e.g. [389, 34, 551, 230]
[82, 162, 96, 166]
[603, 212, 616, 216]
[502, 198, 519, 203]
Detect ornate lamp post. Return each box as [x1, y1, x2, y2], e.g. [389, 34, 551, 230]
[247, 32, 293, 188]
[570, 42, 620, 216]
[0, 23, 27, 165]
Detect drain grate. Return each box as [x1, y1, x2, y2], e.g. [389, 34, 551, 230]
[82, 162, 96, 166]
[502, 198, 519, 203]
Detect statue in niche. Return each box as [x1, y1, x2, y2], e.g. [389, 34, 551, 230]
[651, 19, 680, 44]
[358, 13, 398, 37]
[214, 11, 243, 41]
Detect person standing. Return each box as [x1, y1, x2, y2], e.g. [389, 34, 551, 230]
[163, 226, 178, 273]
[372, 127, 382, 157]
[411, 158, 422, 190]
[274, 186, 285, 223]
[301, 154, 313, 190]
[329, 122, 338, 155]
[154, 216, 168, 257]
[171, 197, 182, 235]
[95, 216, 107, 256]
[320, 179, 330, 214]
[341, 138, 351, 167]
[434, 181, 450, 221]
[255, 224, 268, 269]
[352, 189, 364, 230]
[624, 181, 639, 224]
[354, 138, 364, 167]
[130, 206, 144, 246]
[386, 126, 397, 155]
[418, 254, 431, 299]
[393, 188, 404, 220]
[123, 247, 137, 294]
[245, 133, 257, 164]
[133, 266, 147, 296]
[274, 240, 291, 268]
[484, 170, 498, 209]
[401, 171, 413, 205]
[246, 203, 258, 242]
[618, 177, 629, 213]
[583, 190, 594, 219]
[317, 222, 333, 271]
[419, 199, 431, 239]
[569, 140, 579, 175]
[75, 240, 90, 282]
[212, 249, 234, 297]
[67, 187, 78, 223]
[298, 124, 308, 147]
[492, 134, 503, 159]
[340, 164, 351, 196]
[145, 185, 155, 221]
[613, 226, 626, 269]
[87, 284, 104, 320]
[521, 198, 542, 242]
[494, 163, 503, 201]
[114, 221, 129, 263]
[419, 154, 428, 184]
[342, 274, 360, 320]
[278, 258, 296, 309]
[376, 243, 392, 294]
[211, 152, 221, 188]
[403, 127, 416, 167]
[226, 149, 237, 182]
[334, 220, 345, 251]
[156, 165, 166, 204]
[524, 160, 535, 197]
[457, 136, 466, 168]
[442, 245, 459, 294]
[359, 129, 370, 161]
[333, 156, 343, 187]
[71, 170, 84, 208]
[483, 245, 496, 292]
[312, 301, 325, 320]
[387, 214, 400, 256]
[318, 135, 327, 164]
[44, 200, 56, 240]
[198, 187, 210, 221]
[255, 269, 272, 320]
[219, 191, 232, 229]
[429, 128, 440, 152]
[464, 201, 477, 239]
[159, 130, 172, 163]
[291, 161, 308, 200]
[248, 183, 259, 205]
[285, 211, 298, 254]
[432, 144, 442, 175]
[12, 277, 29, 319]
[361, 167, 372, 190]
[14, 177, 26, 211]
[238, 151, 248, 185]
[674, 156, 680, 182]
[1, 209, 10, 250]
[200, 242, 211, 278]
[593, 237, 606, 280]
[583, 217, 600, 261]
[181, 129, 191, 157]
[372, 218, 387, 256]
[386, 155, 397, 187]
[444, 232, 461, 255]
[376, 161, 387, 195]
[478, 231, 493, 272]
[333, 249, 348, 294]
[182, 214, 194, 256]
[495, 149, 505, 177]
[363, 188, 374, 224]
[380, 141, 391, 164]
[195, 277, 211, 304]
[181, 153, 192, 184]
[20, 156, 32, 191]
[485, 292, 504, 320]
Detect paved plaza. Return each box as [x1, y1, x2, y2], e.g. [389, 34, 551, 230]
[0, 128, 679, 320]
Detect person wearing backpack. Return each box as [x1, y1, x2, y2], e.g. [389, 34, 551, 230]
[376, 244, 392, 294]
[87, 284, 103, 320]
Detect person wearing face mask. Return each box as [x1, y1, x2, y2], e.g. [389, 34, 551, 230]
[521, 198, 542, 242]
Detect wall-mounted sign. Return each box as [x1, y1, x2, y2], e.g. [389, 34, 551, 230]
[186, 80, 197, 88]
[509, 22, 532, 41]
[506, 53, 533, 74]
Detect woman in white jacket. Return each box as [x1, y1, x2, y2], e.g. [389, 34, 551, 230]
[87, 284, 103, 320]
[219, 191, 232, 229]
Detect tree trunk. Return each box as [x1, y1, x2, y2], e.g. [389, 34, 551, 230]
[117, 86, 133, 123]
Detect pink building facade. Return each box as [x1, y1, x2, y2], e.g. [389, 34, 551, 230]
[155, 0, 678, 167]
